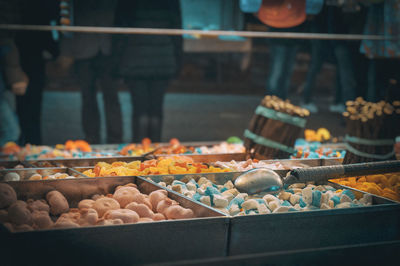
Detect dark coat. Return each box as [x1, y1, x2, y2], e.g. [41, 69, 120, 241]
[114, 0, 182, 79]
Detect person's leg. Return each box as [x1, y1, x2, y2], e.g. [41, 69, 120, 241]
[266, 43, 287, 98]
[334, 43, 357, 103]
[303, 40, 324, 103]
[148, 79, 168, 142]
[16, 49, 45, 145]
[127, 79, 150, 142]
[96, 55, 122, 144]
[0, 90, 20, 146]
[280, 45, 298, 99]
[75, 58, 100, 143]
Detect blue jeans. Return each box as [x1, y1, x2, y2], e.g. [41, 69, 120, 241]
[266, 43, 298, 99]
[0, 87, 20, 145]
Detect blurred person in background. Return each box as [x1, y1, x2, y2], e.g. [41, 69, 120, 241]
[113, 0, 182, 142]
[257, 0, 307, 100]
[360, 0, 400, 102]
[14, 0, 59, 145]
[0, 0, 28, 146]
[59, 0, 122, 144]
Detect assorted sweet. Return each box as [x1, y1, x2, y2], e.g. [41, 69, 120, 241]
[1, 141, 116, 161]
[213, 159, 296, 172]
[117, 138, 156, 156]
[1, 171, 77, 182]
[82, 157, 230, 177]
[292, 139, 345, 159]
[0, 182, 195, 232]
[0, 164, 25, 170]
[153, 138, 245, 155]
[156, 177, 373, 216]
[331, 173, 400, 202]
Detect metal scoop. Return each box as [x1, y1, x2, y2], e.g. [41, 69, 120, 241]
[234, 168, 283, 195]
[235, 160, 400, 195]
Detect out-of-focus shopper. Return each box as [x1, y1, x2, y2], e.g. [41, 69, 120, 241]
[257, 0, 307, 100]
[360, 0, 400, 102]
[114, 0, 182, 142]
[14, 0, 59, 145]
[59, 0, 122, 144]
[0, 1, 28, 145]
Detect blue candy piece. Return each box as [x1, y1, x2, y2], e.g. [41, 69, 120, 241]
[228, 197, 245, 209]
[282, 200, 291, 207]
[312, 190, 322, 207]
[205, 186, 221, 196]
[308, 152, 321, 159]
[172, 180, 186, 187]
[299, 197, 307, 208]
[212, 183, 219, 189]
[342, 189, 355, 200]
[117, 144, 127, 151]
[288, 208, 298, 211]
[256, 199, 266, 205]
[195, 148, 202, 154]
[331, 195, 340, 206]
[295, 138, 307, 146]
[350, 203, 358, 207]
[193, 193, 202, 201]
[220, 187, 228, 193]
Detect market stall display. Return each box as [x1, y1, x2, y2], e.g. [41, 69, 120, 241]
[244, 95, 310, 159]
[80, 156, 230, 177]
[342, 98, 400, 164]
[330, 172, 400, 202]
[156, 177, 373, 216]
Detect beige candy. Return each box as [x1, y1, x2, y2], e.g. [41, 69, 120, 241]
[164, 205, 194, 220]
[8, 201, 33, 225]
[229, 204, 240, 216]
[171, 184, 183, 194]
[273, 206, 290, 213]
[267, 200, 280, 211]
[113, 187, 140, 208]
[46, 191, 69, 216]
[153, 213, 166, 221]
[32, 210, 53, 229]
[125, 202, 154, 218]
[257, 203, 271, 214]
[93, 197, 120, 217]
[288, 183, 305, 189]
[96, 218, 123, 226]
[223, 180, 234, 190]
[186, 182, 197, 192]
[54, 217, 80, 228]
[263, 194, 278, 204]
[197, 177, 208, 186]
[78, 199, 95, 209]
[156, 198, 178, 215]
[289, 194, 300, 205]
[200, 196, 211, 206]
[104, 209, 139, 224]
[213, 194, 228, 208]
[29, 174, 42, 180]
[0, 183, 17, 209]
[78, 208, 98, 226]
[149, 190, 168, 212]
[138, 217, 153, 223]
[131, 193, 152, 209]
[278, 191, 291, 201]
[13, 224, 34, 232]
[27, 199, 50, 213]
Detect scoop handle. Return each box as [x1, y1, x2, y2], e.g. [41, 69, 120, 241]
[284, 160, 400, 183]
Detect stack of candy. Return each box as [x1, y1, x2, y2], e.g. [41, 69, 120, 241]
[156, 177, 373, 216]
[154, 138, 245, 155]
[1, 141, 115, 161]
[330, 173, 400, 202]
[2, 172, 77, 182]
[0, 182, 195, 232]
[292, 139, 345, 159]
[82, 157, 230, 177]
[213, 159, 292, 172]
[117, 138, 156, 156]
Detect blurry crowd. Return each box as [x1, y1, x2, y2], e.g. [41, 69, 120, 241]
[0, 0, 399, 146]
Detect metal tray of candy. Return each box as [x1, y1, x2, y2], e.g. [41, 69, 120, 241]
[228, 182, 400, 256]
[0, 176, 229, 265]
[0, 167, 86, 182]
[0, 160, 33, 170]
[91, 143, 161, 157]
[24, 155, 145, 168]
[143, 170, 399, 255]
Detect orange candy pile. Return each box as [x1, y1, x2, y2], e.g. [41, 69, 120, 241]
[64, 140, 92, 152]
[82, 156, 230, 178]
[331, 173, 400, 202]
